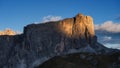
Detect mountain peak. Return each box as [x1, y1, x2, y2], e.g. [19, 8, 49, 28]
[76, 13, 83, 17]
[0, 29, 16, 35]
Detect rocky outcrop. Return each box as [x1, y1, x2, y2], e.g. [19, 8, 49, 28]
[0, 14, 119, 68]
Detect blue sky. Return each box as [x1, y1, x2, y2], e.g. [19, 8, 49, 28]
[0, 0, 120, 32]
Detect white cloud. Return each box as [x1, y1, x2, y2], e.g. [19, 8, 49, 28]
[42, 15, 62, 23]
[103, 43, 120, 50]
[95, 21, 120, 33]
[103, 36, 112, 41]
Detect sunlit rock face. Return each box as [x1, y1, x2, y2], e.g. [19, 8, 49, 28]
[73, 14, 94, 37]
[59, 18, 74, 37]
[59, 14, 95, 43]
[59, 14, 95, 37]
[0, 29, 16, 35]
[0, 14, 118, 68]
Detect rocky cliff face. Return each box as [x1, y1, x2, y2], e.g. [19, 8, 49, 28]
[0, 14, 119, 68]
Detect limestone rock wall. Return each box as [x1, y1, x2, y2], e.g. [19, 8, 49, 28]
[0, 14, 108, 68]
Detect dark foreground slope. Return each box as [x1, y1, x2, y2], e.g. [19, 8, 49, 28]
[0, 14, 120, 68]
[36, 53, 120, 68]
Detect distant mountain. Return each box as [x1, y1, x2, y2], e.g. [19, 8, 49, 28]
[0, 29, 16, 35]
[0, 14, 119, 68]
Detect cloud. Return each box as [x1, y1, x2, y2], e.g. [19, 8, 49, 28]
[42, 15, 62, 23]
[103, 36, 112, 41]
[95, 21, 120, 33]
[103, 43, 120, 50]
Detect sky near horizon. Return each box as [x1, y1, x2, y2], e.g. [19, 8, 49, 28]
[0, 0, 120, 32]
